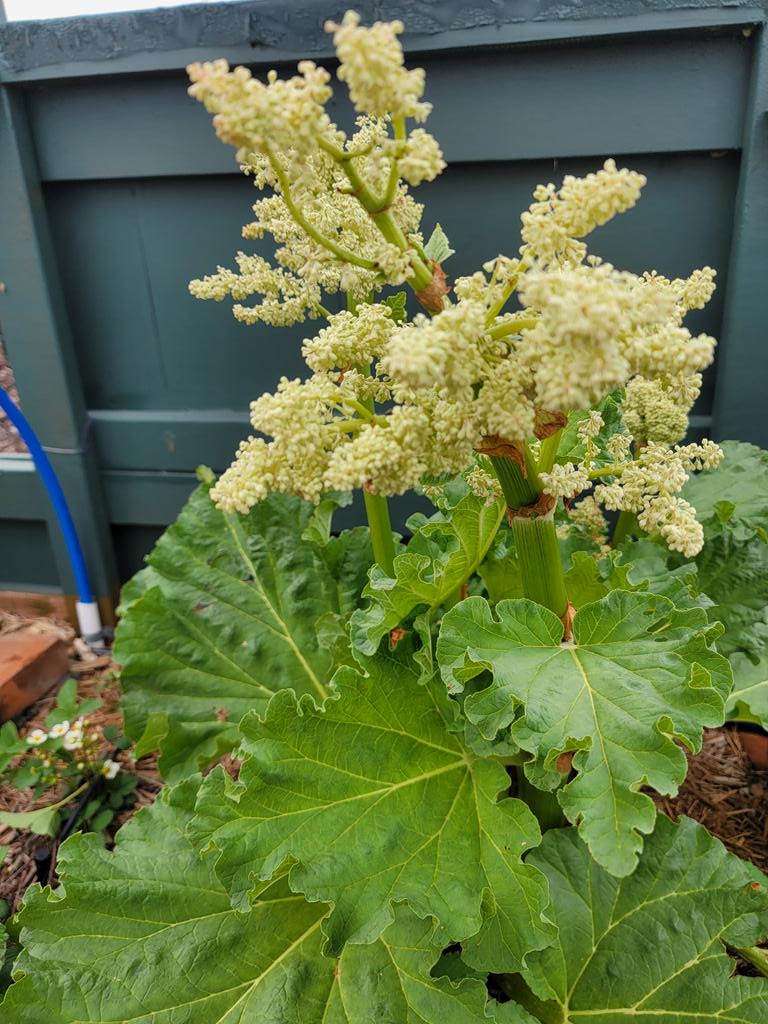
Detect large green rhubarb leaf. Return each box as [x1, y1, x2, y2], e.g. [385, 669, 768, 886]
[692, 530, 768, 659]
[351, 485, 505, 657]
[681, 440, 768, 543]
[0, 779, 526, 1024]
[114, 478, 371, 781]
[509, 815, 768, 1023]
[192, 638, 554, 970]
[437, 591, 731, 876]
[727, 653, 768, 728]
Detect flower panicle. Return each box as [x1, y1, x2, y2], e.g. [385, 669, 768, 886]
[188, 12, 725, 560]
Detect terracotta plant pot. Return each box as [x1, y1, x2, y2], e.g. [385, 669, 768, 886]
[734, 724, 768, 770]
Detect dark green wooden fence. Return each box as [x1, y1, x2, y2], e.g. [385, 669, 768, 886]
[0, 0, 766, 608]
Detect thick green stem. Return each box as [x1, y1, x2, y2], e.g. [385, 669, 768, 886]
[515, 768, 566, 830]
[489, 454, 539, 508]
[363, 489, 396, 577]
[348, 298, 397, 577]
[511, 513, 568, 617]
[488, 438, 569, 617]
[611, 508, 639, 547]
[537, 429, 563, 477]
[337, 158, 434, 292]
[523, 444, 543, 494]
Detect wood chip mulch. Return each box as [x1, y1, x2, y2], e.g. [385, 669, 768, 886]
[653, 726, 768, 874]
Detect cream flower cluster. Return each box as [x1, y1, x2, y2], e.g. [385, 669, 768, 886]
[539, 462, 590, 500]
[187, 59, 337, 166]
[326, 11, 430, 121]
[382, 300, 540, 450]
[242, 144, 425, 286]
[398, 129, 446, 186]
[594, 439, 723, 556]
[189, 253, 323, 327]
[465, 464, 504, 505]
[209, 304, 476, 510]
[378, 244, 716, 447]
[540, 412, 604, 499]
[190, 11, 725, 538]
[382, 301, 491, 393]
[643, 266, 717, 319]
[189, 135, 426, 322]
[210, 368, 472, 510]
[516, 262, 715, 413]
[188, 14, 442, 324]
[623, 373, 702, 445]
[521, 160, 646, 266]
[302, 304, 396, 372]
[565, 495, 609, 547]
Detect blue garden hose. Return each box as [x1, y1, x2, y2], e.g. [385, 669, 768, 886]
[0, 384, 102, 637]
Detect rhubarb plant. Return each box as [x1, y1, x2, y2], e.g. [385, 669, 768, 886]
[2, 11, 767, 1021]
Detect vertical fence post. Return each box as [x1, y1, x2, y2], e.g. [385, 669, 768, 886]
[711, 23, 768, 448]
[0, 85, 119, 624]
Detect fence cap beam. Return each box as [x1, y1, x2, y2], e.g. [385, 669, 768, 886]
[0, 0, 764, 82]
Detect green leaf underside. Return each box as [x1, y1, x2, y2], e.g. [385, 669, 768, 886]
[192, 640, 554, 971]
[727, 653, 768, 728]
[437, 590, 732, 877]
[516, 815, 768, 1022]
[115, 483, 370, 781]
[351, 487, 505, 657]
[424, 223, 455, 264]
[681, 440, 768, 543]
[383, 290, 408, 322]
[568, 542, 707, 613]
[693, 531, 768, 659]
[1, 779, 523, 1024]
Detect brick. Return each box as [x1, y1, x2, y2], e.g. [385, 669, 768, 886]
[0, 633, 69, 723]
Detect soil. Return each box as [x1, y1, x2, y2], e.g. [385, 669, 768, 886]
[1, 611, 767, 921]
[0, 343, 25, 454]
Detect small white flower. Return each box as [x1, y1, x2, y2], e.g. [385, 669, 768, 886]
[26, 728, 48, 746]
[49, 721, 70, 738]
[63, 728, 84, 751]
[100, 759, 120, 780]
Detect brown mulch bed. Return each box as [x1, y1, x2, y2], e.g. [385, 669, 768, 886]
[0, 612, 162, 915]
[655, 727, 768, 874]
[0, 343, 25, 454]
[1, 613, 767, 920]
